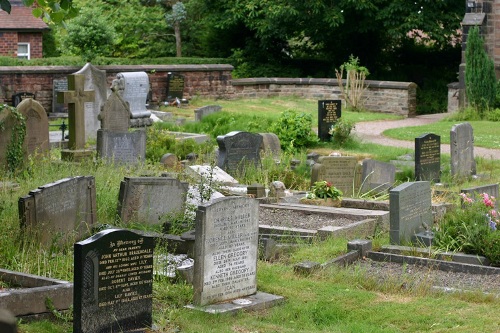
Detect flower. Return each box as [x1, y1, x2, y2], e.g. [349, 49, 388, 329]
[306, 180, 343, 200]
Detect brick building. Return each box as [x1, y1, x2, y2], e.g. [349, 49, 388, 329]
[0, 0, 49, 59]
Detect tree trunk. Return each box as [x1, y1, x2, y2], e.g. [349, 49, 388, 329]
[174, 22, 182, 57]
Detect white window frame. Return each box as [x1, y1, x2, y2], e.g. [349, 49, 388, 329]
[17, 43, 30, 60]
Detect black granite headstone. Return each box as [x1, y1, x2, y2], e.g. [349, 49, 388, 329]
[216, 131, 263, 174]
[73, 229, 154, 333]
[318, 100, 341, 141]
[12, 92, 35, 107]
[415, 133, 441, 182]
[166, 73, 185, 101]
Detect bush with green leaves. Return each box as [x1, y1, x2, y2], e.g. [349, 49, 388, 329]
[329, 117, 355, 146]
[269, 110, 318, 152]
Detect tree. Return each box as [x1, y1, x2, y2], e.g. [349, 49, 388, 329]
[465, 26, 496, 117]
[165, 1, 186, 57]
[0, 0, 77, 24]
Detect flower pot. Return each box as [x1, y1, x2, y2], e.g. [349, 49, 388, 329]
[299, 197, 342, 207]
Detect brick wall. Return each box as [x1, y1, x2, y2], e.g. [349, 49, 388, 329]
[18, 32, 43, 58]
[0, 32, 44, 59]
[0, 65, 416, 116]
[0, 32, 18, 57]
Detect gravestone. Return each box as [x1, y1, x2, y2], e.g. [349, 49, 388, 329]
[52, 78, 68, 113]
[57, 74, 96, 161]
[187, 165, 239, 184]
[0, 309, 16, 333]
[166, 72, 185, 101]
[310, 156, 358, 196]
[12, 92, 35, 107]
[360, 159, 395, 194]
[75, 63, 109, 140]
[117, 177, 189, 225]
[217, 131, 263, 174]
[97, 91, 146, 164]
[318, 100, 341, 141]
[112, 72, 152, 128]
[461, 183, 499, 208]
[193, 196, 259, 306]
[389, 181, 432, 245]
[74, 229, 154, 333]
[17, 98, 50, 159]
[18, 176, 97, 247]
[450, 122, 476, 178]
[415, 133, 441, 182]
[259, 133, 281, 158]
[194, 105, 221, 121]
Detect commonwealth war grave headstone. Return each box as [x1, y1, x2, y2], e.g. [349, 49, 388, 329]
[389, 181, 432, 245]
[12, 92, 35, 107]
[360, 159, 395, 194]
[450, 122, 476, 178]
[18, 176, 97, 247]
[318, 100, 341, 141]
[73, 229, 154, 333]
[97, 91, 146, 164]
[415, 133, 441, 182]
[217, 131, 263, 174]
[311, 156, 358, 196]
[117, 177, 189, 225]
[166, 72, 185, 101]
[74, 63, 109, 140]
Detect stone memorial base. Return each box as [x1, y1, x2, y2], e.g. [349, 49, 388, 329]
[185, 292, 284, 314]
[61, 149, 94, 162]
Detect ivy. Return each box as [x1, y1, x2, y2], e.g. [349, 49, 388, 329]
[0, 104, 26, 173]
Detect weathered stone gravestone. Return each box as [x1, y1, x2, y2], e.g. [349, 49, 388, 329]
[12, 92, 35, 107]
[461, 183, 499, 209]
[360, 159, 395, 194]
[166, 72, 185, 101]
[74, 229, 154, 333]
[311, 156, 358, 196]
[415, 133, 441, 182]
[96, 91, 146, 165]
[187, 165, 239, 185]
[18, 176, 97, 247]
[193, 196, 259, 306]
[117, 177, 189, 225]
[318, 100, 341, 141]
[112, 72, 153, 127]
[57, 74, 95, 161]
[74, 63, 109, 140]
[259, 133, 281, 158]
[52, 78, 68, 113]
[450, 122, 476, 179]
[194, 105, 221, 121]
[389, 181, 432, 245]
[217, 131, 263, 174]
[0, 309, 17, 333]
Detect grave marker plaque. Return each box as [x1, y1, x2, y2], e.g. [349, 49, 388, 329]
[193, 196, 259, 306]
[311, 156, 358, 196]
[74, 229, 154, 333]
[450, 122, 476, 178]
[216, 131, 263, 174]
[389, 181, 432, 245]
[415, 133, 441, 182]
[19, 176, 97, 247]
[318, 100, 341, 141]
[166, 73, 185, 101]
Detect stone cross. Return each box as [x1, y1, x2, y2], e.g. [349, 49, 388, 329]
[57, 74, 95, 150]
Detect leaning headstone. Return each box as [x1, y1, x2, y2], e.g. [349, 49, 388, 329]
[112, 72, 153, 127]
[18, 176, 97, 247]
[318, 100, 341, 141]
[389, 181, 432, 245]
[74, 229, 154, 333]
[16, 98, 50, 159]
[166, 72, 185, 101]
[450, 122, 476, 178]
[193, 196, 259, 306]
[360, 159, 395, 194]
[12, 92, 35, 107]
[187, 165, 239, 185]
[96, 91, 146, 165]
[311, 156, 358, 196]
[74, 63, 109, 140]
[259, 133, 281, 158]
[461, 183, 499, 208]
[194, 105, 221, 121]
[57, 74, 95, 161]
[117, 177, 189, 226]
[217, 131, 263, 174]
[415, 133, 441, 182]
[52, 78, 68, 114]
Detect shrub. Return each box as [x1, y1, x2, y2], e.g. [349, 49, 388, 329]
[329, 118, 355, 146]
[306, 181, 342, 200]
[269, 110, 319, 152]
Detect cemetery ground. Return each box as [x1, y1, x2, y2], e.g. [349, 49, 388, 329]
[2, 97, 500, 332]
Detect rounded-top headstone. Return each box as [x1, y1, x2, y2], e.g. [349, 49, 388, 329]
[160, 153, 178, 168]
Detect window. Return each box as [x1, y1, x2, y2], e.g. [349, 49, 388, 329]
[17, 43, 30, 60]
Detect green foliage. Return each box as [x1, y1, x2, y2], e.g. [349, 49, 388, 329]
[60, 8, 117, 62]
[0, 0, 77, 24]
[329, 117, 355, 146]
[465, 26, 497, 117]
[306, 181, 343, 200]
[269, 110, 318, 152]
[165, 1, 187, 27]
[0, 104, 26, 174]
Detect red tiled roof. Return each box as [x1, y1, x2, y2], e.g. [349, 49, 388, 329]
[0, 5, 49, 30]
